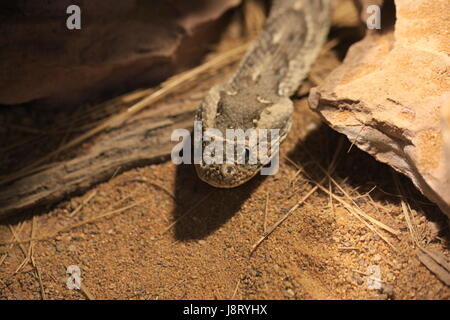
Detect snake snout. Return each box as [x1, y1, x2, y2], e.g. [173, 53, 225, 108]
[195, 162, 260, 188]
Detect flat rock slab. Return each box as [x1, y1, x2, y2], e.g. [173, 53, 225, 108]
[309, 0, 450, 217]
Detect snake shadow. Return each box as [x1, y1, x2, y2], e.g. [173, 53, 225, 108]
[171, 163, 266, 241]
[171, 122, 449, 244]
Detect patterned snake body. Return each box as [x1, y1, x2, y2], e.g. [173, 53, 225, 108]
[195, 0, 332, 187]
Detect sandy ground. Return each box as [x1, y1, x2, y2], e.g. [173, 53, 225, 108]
[1, 98, 449, 300]
[0, 0, 449, 300]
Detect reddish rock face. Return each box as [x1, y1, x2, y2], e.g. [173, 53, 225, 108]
[309, 0, 450, 218]
[0, 0, 240, 106]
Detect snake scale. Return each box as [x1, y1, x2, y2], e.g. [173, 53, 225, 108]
[195, 0, 332, 187]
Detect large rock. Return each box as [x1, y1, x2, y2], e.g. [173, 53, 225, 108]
[0, 0, 240, 106]
[443, 103, 450, 178]
[309, 0, 450, 217]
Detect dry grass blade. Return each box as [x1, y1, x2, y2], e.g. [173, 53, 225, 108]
[346, 124, 366, 153]
[29, 217, 46, 300]
[263, 191, 269, 233]
[0, 223, 26, 269]
[80, 285, 95, 300]
[121, 88, 155, 103]
[250, 184, 319, 255]
[68, 190, 98, 217]
[230, 278, 241, 299]
[31, 254, 46, 300]
[243, 0, 266, 39]
[14, 247, 31, 274]
[328, 179, 335, 215]
[14, 219, 35, 274]
[392, 172, 419, 246]
[27, 216, 46, 300]
[1, 197, 150, 245]
[338, 247, 359, 251]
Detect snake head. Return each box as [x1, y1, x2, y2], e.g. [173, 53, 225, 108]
[193, 85, 292, 188]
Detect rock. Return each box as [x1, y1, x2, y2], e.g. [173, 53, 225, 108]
[309, 0, 450, 218]
[443, 103, 450, 176]
[0, 0, 240, 106]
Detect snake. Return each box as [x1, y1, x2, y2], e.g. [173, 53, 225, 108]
[195, 0, 332, 188]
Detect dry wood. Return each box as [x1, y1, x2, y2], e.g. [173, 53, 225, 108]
[0, 109, 193, 219]
[0, 44, 245, 220]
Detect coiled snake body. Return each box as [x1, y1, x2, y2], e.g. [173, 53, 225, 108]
[195, 0, 332, 187]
